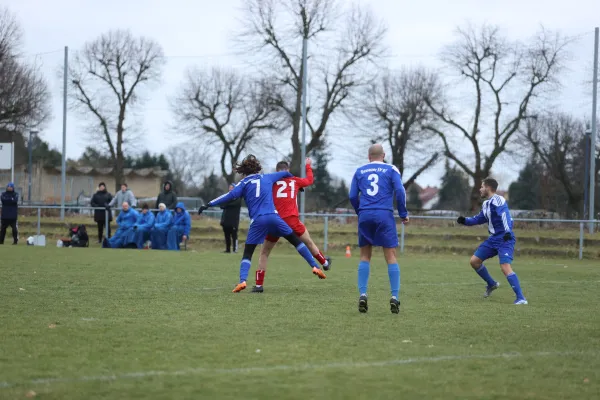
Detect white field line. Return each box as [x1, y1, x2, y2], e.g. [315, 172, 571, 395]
[0, 350, 597, 389]
[22, 280, 600, 293]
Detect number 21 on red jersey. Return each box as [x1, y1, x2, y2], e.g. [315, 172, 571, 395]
[275, 180, 296, 198]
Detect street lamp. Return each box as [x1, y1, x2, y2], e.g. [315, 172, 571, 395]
[28, 129, 39, 202]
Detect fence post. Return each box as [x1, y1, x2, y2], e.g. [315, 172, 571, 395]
[579, 222, 584, 260]
[37, 207, 41, 236]
[323, 215, 329, 253]
[400, 222, 405, 254]
[105, 208, 109, 239]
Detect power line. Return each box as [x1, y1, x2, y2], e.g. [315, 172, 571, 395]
[22, 49, 64, 58]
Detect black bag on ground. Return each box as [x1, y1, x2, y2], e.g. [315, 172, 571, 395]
[64, 225, 89, 248]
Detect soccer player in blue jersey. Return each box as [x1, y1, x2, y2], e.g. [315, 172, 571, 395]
[457, 178, 528, 305]
[349, 144, 409, 314]
[198, 155, 327, 292]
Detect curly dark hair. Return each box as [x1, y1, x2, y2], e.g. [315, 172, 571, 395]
[235, 154, 262, 176]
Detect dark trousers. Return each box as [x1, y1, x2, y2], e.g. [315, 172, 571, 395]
[97, 221, 111, 242]
[0, 218, 18, 244]
[223, 226, 238, 252]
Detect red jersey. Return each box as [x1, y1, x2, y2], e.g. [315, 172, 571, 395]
[272, 164, 314, 218]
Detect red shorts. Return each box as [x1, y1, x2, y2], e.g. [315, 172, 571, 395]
[265, 215, 306, 243]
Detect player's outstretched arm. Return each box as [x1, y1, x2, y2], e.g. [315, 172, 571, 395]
[203, 184, 243, 211]
[294, 158, 314, 188]
[349, 173, 360, 215]
[458, 210, 487, 226]
[267, 171, 293, 183]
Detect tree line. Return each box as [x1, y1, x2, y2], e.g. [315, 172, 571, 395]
[1, 2, 598, 215]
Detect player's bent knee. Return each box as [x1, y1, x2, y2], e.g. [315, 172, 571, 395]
[470, 256, 483, 269]
[500, 263, 513, 276]
[242, 244, 258, 260]
[300, 232, 319, 253]
[359, 245, 373, 261]
[284, 234, 302, 247]
[383, 247, 397, 264]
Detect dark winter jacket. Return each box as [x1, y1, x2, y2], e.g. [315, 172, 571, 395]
[0, 183, 19, 220]
[90, 189, 113, 222]
[220, 197, 242, 229]
[156, 181, 178, 210]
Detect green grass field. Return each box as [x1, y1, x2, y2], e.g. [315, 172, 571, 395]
[1, 247, 599, 399]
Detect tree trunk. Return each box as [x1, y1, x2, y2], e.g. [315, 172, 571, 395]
[114, 155, 124, 193]
[114, 112, 125, 192]
[289, 141, 302, 176]
[391, 149, 404, 176]
[470, 175, 483, 212]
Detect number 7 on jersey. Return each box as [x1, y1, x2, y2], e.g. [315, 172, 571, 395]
[251, 179, 261, 197]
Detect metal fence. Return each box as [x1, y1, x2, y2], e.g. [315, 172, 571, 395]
[10, 205, 600, 260]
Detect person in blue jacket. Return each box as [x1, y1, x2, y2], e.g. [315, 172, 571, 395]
[102, 202, 139, 248]
[166, 202, 191, 250]
[151, 203, 172, 250]
[132, 203, 155, 249]
[1, 182, 19, 245]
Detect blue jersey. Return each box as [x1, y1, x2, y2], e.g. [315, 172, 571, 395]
[208, 171, 293, 220]
[349, 162, 408, 218]
[465, 194, 513, 237]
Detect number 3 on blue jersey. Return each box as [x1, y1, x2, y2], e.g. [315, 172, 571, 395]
[366, 174, 379, 196]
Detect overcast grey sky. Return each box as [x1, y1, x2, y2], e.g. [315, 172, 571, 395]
[5, 0, 599, 189]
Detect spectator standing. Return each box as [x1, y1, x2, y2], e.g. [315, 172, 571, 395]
[0, 182, 19, 245]
[166, 202, 191, 251]
[156, 181, 177, 210]
[151, 203, 172, 250]
[220, 184, 242, 253]
[109, 183, 137, 209]
[133, 203, 155, 249]
[90, 182, 113, 243]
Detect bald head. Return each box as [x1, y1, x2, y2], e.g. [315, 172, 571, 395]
[368, 144, 385, 162]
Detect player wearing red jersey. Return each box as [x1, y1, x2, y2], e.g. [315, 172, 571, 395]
[252, 157, 331, 292]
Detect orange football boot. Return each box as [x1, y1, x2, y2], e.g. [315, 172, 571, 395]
[232, 282, 247, 293]
[312, 267, 327, 279]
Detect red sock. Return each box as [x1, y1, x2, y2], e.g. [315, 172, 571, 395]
[256, 269, 265, 286]
[313, 251, 327, 266]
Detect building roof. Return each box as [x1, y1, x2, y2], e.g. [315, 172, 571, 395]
[419, 186, 439, 204]
[46, 166, 169, 177]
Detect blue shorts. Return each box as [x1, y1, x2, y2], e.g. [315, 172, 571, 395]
[358, 210, 398, 248]
[474, 237, 516, 264]
[246, 214, 293, 245]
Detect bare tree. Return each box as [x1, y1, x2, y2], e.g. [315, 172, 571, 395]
[239, 0, 386, 174]
[0, 7, 50, 130]
[69, 29, 165, 191]
[359, 67, 442, 188]
[172, 67, 280, 184]
[523, 113, 587, 214]
[165, 144, 212, 195]
[423, 24, 570, 210]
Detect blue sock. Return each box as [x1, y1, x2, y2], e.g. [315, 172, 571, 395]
[296, 243, 318, 268]
[506, 272, 525, 299]
[358, 261, 370, 295]
[475, 264, 497, 287]
[388, 263, 400, 298]
[239, 259, 251, 283]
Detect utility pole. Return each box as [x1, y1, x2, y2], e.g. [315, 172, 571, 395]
[300, 37, 308, 222]
[60, 46, 68, 220]
[589, 28, 598, 233]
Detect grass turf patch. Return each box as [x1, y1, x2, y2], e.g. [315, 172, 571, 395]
[1, 247, 599, 399]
